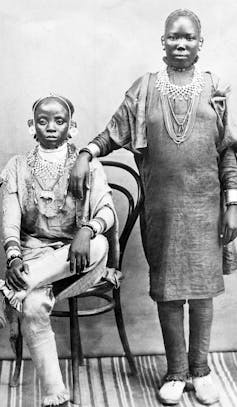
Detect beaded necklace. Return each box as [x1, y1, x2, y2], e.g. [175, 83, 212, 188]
[27, 143, 77, 212]
[155, 67, 204, 144]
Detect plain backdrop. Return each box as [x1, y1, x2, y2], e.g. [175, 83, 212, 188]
[0, 0, 237, 357]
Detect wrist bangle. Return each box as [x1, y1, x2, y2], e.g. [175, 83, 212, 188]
[6, 246, 21, 259]
[7, 254, 23, 268]
[226, 202, 237, 206]
[79, 148, 93, 161]
[81, 225, 96, 239]
[224, 189, 237, 205]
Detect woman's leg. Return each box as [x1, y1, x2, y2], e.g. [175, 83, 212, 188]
[158, 300, 189, 380]
[188, 298, 213, 376]
[1, 235, 109, 310]
[21, 288, 69, 406]
[189, 298, 219, 405]
[157, 300, 188, 404]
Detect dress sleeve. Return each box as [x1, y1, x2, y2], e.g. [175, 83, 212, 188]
[220, 148, 237, 191]
[2, 191, 21, 246]
[91, 74, 150, 156]
[0, 156, 21, 246]
[210, 73, 237, 151]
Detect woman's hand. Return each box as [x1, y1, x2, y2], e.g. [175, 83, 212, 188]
[6, 258, 28, 291]
[68, 228, 92, 274]
[68, 153, 91, 200]
[222, 205, 237, 245]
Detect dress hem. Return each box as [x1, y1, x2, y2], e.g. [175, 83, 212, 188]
[150, 288, 225, 303]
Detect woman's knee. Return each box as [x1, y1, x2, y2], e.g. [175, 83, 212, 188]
[189, 298, 213, 311]
[22, 288, 54, 322]
[89, 234, 109, 265]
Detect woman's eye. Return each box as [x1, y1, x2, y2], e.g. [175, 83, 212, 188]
[38, 119, 47, 125]
[56, 120, 64, 125]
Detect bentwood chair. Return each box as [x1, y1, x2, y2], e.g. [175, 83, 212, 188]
[10, 160, 144, 406]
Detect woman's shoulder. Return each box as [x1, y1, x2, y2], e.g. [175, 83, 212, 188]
[203, 70, 231, 95]
[125, 72, 157, 105]
[2, 153, 27, 171]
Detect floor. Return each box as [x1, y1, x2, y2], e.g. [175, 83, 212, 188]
[1, 353, 237, 407]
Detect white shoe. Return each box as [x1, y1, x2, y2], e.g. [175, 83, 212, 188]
[193, 374, 219, 405]
[158, 380, 185, 405]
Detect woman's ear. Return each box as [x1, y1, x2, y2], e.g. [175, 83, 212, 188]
[27, 119, 36, 136]
[199, 37, 204, 51]
[161, 35, 165, 50]
[68, 120, 78, 138]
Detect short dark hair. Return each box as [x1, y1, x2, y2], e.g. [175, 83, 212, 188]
[32, 95, 75, 116]
[165, 9, 201, 35]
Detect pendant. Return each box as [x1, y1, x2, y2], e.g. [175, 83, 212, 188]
[40, 190, 55, 203]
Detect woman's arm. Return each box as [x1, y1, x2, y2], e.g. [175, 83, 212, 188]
[220, 148, 237, 244]
[69, 99, 134, 199]
[68, 204, 114, 274]
[2, 190, 28, 290]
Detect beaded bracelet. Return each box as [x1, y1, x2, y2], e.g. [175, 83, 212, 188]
[7, 254, 23, 268]
[79, 148, 93, 161]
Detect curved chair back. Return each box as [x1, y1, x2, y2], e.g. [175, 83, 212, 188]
[101, 160, 144, 270]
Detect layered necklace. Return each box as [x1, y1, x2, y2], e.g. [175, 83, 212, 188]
[155, 67, 205, 145]
[27, 143, 77, 213]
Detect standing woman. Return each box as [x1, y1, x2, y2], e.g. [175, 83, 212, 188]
[70, 9, 237, 405]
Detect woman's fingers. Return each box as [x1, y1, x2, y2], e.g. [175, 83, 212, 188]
[6, 272, 25, 291]
[75, 255, 81, 274]
[223, 226, 237, 245]
[6, 276, 19, 291]
[227, 228, 237, 244]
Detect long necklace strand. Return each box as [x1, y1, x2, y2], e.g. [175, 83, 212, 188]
[155, 67, 204, 144]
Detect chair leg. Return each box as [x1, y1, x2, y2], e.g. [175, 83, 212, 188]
[69, 297, 81, 406]
[113, 288, 137, 375]
[10, 320, 23, 387]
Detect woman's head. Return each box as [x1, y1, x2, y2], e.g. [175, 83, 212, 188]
[28, 95, 77, 149]
[161, 9, 203, 70]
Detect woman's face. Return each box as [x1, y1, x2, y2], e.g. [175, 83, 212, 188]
[162, 15, 202, 69]
[34, 98, 70, 149]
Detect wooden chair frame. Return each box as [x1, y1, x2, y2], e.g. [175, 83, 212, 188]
[10, 160, 144, 406]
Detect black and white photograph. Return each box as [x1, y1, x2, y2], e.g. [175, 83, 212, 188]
[0, 1, 237, 406]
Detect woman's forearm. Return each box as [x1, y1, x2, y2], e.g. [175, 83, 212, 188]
[90, 131, 122, 157]
[2, 191, 21, 247]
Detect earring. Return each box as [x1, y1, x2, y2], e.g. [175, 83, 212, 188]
[28, 119, 36, 136]
[68, 120, 78, 138]
[28, 125, 36, 136]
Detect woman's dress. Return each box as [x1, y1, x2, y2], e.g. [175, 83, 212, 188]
[92, 70, 237, 301]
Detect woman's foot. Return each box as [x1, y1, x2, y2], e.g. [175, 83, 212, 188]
[192, 373, 219, 405]
[0, 291, 7, 328]
[158, 380, 186, 405]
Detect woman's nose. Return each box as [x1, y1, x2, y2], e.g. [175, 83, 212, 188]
[46, 121, 56, 131]
[177, 39, 186, 50]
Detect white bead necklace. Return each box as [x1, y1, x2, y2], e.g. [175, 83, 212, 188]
[155, 67, 204, 101]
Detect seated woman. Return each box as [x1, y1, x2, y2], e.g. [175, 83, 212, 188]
[0, 94, 120, 407]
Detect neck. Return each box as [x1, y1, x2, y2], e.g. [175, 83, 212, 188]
[38, 141, 68, 154]
[163, 56, 198, 72]
[168, 64, 194, 72]
[38, 142, 68, 163]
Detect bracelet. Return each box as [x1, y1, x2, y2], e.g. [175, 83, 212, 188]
[226, 202, 237, 206]
[94, 217, 107, 233]
[81, 225, 96, 239]
[6, 246, 21, 258]
[79, 148, 93, 161]
[224, 189, 237, 205]
[7, 254, 23, 268]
